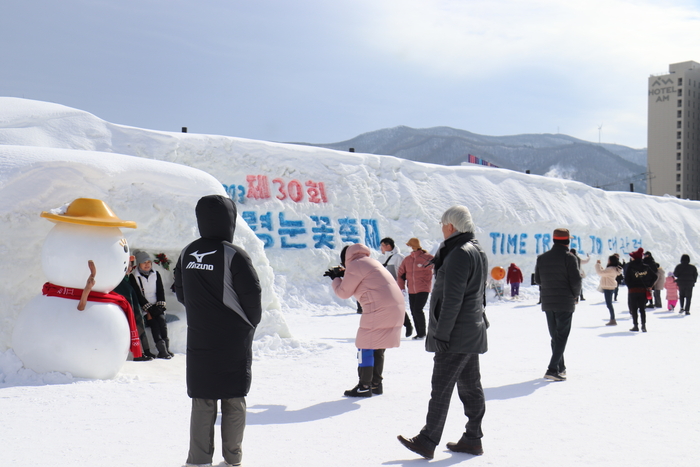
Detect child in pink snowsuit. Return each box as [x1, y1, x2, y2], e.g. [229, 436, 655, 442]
[665, 272, 679, 311]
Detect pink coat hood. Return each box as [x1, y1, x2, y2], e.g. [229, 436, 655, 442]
[332, 243, 405, 349]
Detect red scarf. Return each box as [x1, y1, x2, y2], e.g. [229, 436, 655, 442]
[42, 282, 143, 358]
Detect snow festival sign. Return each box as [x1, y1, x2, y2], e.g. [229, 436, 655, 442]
[223, 175, 381, 250]
[488, 231, 643, 256]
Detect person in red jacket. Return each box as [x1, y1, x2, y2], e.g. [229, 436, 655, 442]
[506, 263, 524, 297]
[398, 238, 434, 339]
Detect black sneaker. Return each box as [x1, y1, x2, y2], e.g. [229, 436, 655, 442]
[133, 355, 153, 362]
[412, 335, 425, 340]
[397, 435, 435, 459]
[371, 382, 383, 395]
[630, 325, 639, 332]
[344, 384, 372, 397]
[686, 311, 691, 315]
[405, 323, 413, 338]
[544, 370, 566, 381]
[641, 325, 647, 332]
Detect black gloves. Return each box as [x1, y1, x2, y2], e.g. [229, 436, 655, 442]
[434, 338, 450, 352]
[323, 267, 345, 280]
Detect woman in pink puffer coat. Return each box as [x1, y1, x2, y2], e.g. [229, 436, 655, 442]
[331, 243, 405, 397]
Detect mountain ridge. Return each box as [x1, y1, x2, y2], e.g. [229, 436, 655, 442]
[293, 126, 648, 192]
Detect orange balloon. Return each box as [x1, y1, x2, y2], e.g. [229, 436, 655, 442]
[491, 266, 506, 280]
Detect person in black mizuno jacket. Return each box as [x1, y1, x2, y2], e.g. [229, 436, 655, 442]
[174, 195, 262, 467]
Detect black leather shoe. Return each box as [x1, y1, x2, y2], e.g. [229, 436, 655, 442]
[446, 437, 484, 455]
[397, 435, 434, 459]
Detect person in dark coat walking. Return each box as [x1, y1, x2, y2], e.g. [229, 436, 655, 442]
[174, 195, 262, 467]
[643, 251, 659, 307]
[534, 228, 582, 381]
[625, 248, 657, 332]
[398, 205, 489, 459]
[673, 254, 698, 315]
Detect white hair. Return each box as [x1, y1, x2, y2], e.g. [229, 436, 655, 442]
[441, 205, 475, 233]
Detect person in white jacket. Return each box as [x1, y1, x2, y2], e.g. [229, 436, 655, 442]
[380, 238, 412, 337]
[595, 255, 623, 326]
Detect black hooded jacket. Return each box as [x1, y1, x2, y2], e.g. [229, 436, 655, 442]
[174, 195, 262, 399]
[674, 255, 698, 289]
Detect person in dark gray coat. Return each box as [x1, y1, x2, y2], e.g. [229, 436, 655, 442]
[398, 205, 489, 459]
[174, 195, 262, 467]
[534, 227, 582, 382]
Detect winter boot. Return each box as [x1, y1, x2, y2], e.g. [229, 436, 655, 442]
[404, 313, 413, 337]
[156, 340, 172, 359]
[165, 338, 175, 357]
[630, 325, 639, 332]
[344, 383, 372, 397]
[641, 324, 647, 332]
[605, 319, 617, 326]
[372, 350, 385, 394]
[345, 366, 373, 397]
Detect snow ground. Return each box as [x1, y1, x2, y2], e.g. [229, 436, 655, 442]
[1, 284, 698, 467]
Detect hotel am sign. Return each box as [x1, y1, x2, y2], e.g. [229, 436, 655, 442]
[649, 77, 675, 103]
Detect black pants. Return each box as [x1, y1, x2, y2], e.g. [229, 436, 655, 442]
[544, 311, 572, 374]
[679, 286, 694, 312]
[409, 292, 429, 338]
[149, 313, 169, 343]
[628, 292, 647, 326]
[419, 352, 484, 446]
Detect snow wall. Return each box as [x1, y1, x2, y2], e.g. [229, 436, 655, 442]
[2, 97, 700, 348]
[0, 144, 287, 353]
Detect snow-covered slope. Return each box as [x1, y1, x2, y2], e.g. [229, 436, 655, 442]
[1, 97, 699, 352]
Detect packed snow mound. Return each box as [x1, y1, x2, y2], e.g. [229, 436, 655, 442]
[0, 144, 287, 353]
[2, 96, 700, 325]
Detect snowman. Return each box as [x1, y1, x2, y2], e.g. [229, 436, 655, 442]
[12, 198, 142, 379]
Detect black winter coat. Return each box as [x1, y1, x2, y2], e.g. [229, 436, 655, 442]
[673, 260, 698, 289]
[534, 244, 582, 313]
[174, 195, 262, 400]
[624, 259, 657, 290]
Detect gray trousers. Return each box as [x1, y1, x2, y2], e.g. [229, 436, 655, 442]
[187, 397, 246, 466]
[419, 352, 485, 446]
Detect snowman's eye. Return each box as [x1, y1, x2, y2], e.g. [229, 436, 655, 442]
[123, 245, 128, 253]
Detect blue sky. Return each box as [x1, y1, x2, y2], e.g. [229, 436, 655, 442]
[3, 0, 700, 149]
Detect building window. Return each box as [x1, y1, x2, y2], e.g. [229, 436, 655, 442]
[678, 142, 682, 149]
[678, 121, 683, 128]
[678, 153, 682, 160]
[679, 78, 683, 86]
[678, 131, 682, 139]
[679, 100, 683, 107]
[677, 184, 682, 192]
[677, 163, 682, 170]
[679, 89, 683, 96]
[678, 110, 683, 118]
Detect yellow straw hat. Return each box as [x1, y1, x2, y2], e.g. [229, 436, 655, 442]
[40, 198, 137, 228]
